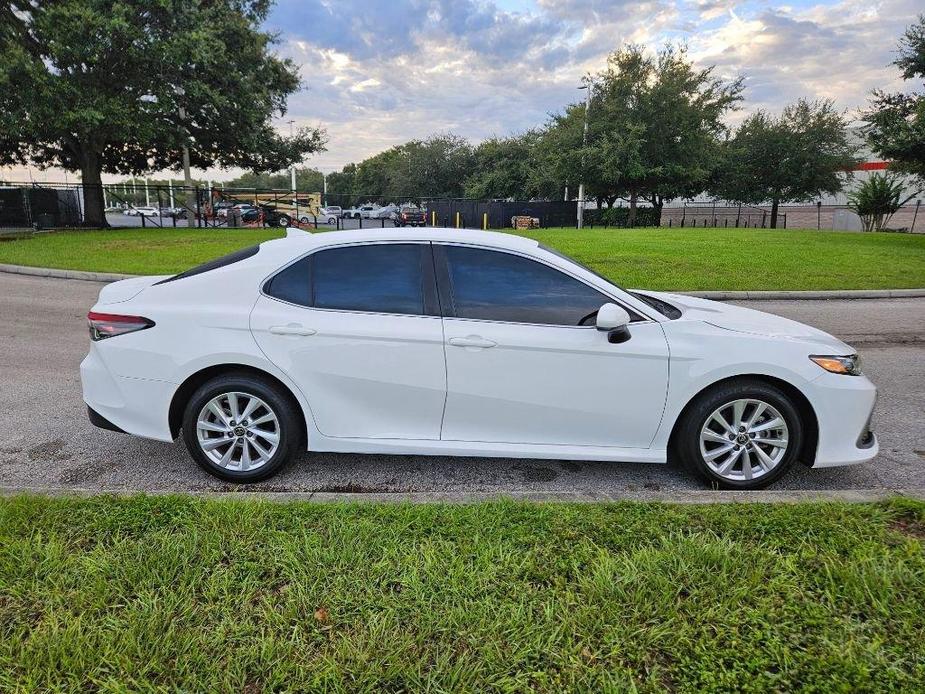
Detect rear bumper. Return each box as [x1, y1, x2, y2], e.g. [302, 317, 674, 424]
[80, 347, 176, 442]
[807, 372, 879, 468]
[87, 406, 125, 433]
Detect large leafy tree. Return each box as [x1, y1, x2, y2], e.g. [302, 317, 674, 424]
[464, 131, 557, 200]
[863, 15, 925, 181]
[0, 0, 324, 226]
[540, 44, 742, 225]
[714, 99, 857, 228]
[332, 134, 474, 204]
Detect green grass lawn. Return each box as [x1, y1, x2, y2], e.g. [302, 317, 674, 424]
[1, 495, 923, 691]
[0, 226, 924, 289]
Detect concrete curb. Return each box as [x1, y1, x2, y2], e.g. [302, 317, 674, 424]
[0, 263, 135, 283]
[687, 288, 925, 300]
[2, 485, 924, 504]
[2, 262, 924, 300]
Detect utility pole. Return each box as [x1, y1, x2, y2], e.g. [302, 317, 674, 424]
[576, 81, 592, 229]
[288, 120, 297, 193]
[145, 177, 150, 207]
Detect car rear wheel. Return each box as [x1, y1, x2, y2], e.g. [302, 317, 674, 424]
[277, 215, 291, 227]
[182, 373, 301, 482]
[674, 379, 802, 490]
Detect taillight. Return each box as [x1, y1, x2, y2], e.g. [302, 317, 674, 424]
[87, 311, 155, 341]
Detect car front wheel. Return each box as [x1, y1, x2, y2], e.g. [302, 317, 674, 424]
[674, 378, 802, 490]
[182, 373, 301, 482]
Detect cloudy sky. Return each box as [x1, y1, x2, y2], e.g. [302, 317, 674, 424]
[5, 0, 921, 182]
[266, 0, 919, 174]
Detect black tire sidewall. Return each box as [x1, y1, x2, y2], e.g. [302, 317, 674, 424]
[182, 374, 301, 482]
[676, 380, 803, 490]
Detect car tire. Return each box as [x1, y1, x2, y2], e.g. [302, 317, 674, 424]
[277, 215, 291, 227]
[327, 217, 336, 225]
[181, 372, 302, 483]
[673, 378, 803, 490]
[299, 216, 310, 224]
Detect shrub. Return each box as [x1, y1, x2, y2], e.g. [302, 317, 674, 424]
[586, 206, 660, 227]
[847, 173, 919, 231]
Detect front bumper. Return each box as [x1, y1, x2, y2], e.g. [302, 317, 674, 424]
[807, 370, 879, 468]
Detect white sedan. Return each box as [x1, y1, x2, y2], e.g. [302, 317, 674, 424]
[80, 229, 877, 489]
[124, 206, 159, 217]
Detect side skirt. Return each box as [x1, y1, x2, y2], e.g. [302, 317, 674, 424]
[310, 436, 668, 464]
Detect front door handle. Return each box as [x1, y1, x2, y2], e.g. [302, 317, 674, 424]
[448, 335, 497, 349]
[269, 324, 316, 336]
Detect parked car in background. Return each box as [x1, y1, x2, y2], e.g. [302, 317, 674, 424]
[125, 206, 159, 217]
[241, 206, 292, 227]
[342, 205, 380, 219]
[299, 206, 341, 225]
[370, 204, 399, 220]
[81, 228, 877, 489]
[395, 207, 426, 227]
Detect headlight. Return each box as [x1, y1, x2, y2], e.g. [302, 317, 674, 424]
[810, 354, 862, 376]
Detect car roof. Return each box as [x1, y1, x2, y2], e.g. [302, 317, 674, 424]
[267, 227, 542, 253]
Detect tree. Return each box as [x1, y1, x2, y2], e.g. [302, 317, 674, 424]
[540, 44, 742, 225]
[223, 168, 326, 192]
[464, 131, 556, 200]
[863, 15, 925, 181]
[715, 99, 857, 228]
[0, 0, 324, 226]
[847, 173, 920, 231]
[325, 163, 358, 207]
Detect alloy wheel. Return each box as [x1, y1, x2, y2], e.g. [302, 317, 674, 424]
[196, 391, 280, 471]
[699, 398, 789, 482]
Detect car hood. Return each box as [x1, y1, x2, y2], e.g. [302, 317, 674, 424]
[96, 275, 171, 305]
[636, 290, 854, 353]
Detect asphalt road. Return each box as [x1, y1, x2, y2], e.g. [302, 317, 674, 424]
[1, 272, 923, 497]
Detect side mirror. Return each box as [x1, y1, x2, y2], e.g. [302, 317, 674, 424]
[595, 303, 632, 344]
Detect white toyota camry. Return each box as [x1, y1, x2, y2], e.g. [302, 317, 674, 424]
[80, 228, 878, 489]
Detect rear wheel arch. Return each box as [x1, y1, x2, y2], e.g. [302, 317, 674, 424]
[668, 374, 819, 467]
[169, 364, 308, 446]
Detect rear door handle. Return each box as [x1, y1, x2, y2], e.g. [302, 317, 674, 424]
[269, 325, 316, 336]
[448, 336, 497, 349]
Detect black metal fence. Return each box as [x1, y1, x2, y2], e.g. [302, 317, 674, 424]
[660, 204, 786, 229]
[0, 185, 82, 228]
[0, 181, 344, 230]
[425, 199, 578, 229]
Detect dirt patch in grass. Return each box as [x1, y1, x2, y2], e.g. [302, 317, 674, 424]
[890, 513, 925, 539]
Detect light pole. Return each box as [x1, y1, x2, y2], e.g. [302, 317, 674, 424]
[288, 120, 297, 193]
[576, 81, 592, 229]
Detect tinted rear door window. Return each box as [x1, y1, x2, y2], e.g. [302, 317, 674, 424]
[441, 246, 613, 326]
[313, 244, 426, 315]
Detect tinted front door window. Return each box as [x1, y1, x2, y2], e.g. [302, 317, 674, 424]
[313, 244, 425, 315]
[442, 246, 611, 325]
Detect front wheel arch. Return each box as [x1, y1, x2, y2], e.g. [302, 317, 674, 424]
[169, 364, 308, 447]
[667, 374, 819, 467]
